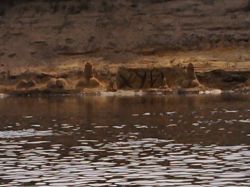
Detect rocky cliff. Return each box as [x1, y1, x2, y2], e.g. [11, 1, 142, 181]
[1, 0, 250, 69]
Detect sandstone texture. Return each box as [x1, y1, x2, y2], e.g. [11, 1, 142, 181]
[116, 63, 203, 90]
[1, 0, 250, 95]
[1, 0, 250, 70]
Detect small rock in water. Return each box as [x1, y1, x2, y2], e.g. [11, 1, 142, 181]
[32, 124, 40, 127]
[23, 115, 33, 119]
[167, 124, 177, 127]
[132, 114, 139, 117]
[166, 112, 176, 115]
[224, 109, 238, 113]
[0, 93, 8, 99]
[239, 119, 250, 123]
[192, 123, 199, 126]
[113, 125, 126, 129]
[200, 89, 222, 95]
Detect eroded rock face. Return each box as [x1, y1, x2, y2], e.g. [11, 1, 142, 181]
[116, 67, 165, 89]
[197, 70, 248, 89]
[1, 0, 250, 66]
[116, 64, 202, 90]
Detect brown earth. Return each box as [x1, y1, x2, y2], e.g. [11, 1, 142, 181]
[1, 0, 250, 95]
[1, 0, 250, 68]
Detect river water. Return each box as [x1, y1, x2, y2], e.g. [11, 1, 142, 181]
[0, 94, 249, 186]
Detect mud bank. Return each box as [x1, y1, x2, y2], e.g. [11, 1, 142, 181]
[0, 63, 250, 96]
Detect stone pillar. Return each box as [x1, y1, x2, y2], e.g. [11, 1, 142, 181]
[84, 63, 93, 82]
[187, 63, 197, 80]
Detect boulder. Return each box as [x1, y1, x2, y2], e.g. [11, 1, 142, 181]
[16, 79, 36, 89]
[181, 79, 190, 88]
[16, 80, 28, 89]
[89, 77, 101, 88]
[47, 78, 68, 90]
[56, 78, 67, 89]
[75, 77, 101, 89]
[26, 80, 36, 88]
[190, 79, 201, 88]
[76, 78, 88, 89]
[46, 78, 57, 89]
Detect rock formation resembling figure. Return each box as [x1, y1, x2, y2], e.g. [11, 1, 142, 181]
[76, 63, 101, 89]
[187, 63, 197, 80]
[183, 63, 202, 88]
[84, 63, 93, 83]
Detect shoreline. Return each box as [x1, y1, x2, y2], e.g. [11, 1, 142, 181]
[1, 62, 250, 97]
[1, 88, 250, 98]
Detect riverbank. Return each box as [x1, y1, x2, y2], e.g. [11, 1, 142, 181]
[1, 61, 250, 96]
[1, 0, 250, 96]
[1, 48, 250, 97]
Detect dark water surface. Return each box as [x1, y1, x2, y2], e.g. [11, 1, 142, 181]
[0, 94, 249, 186]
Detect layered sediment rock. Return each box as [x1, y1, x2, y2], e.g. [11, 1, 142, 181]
[116, 67, 165, 89]
[116, 63, 203, 90]
[1, 0, 250, 67]
[0, 62, 250, 95]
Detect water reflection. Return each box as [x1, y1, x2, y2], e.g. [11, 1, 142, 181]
[0, 95, 249, 186]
